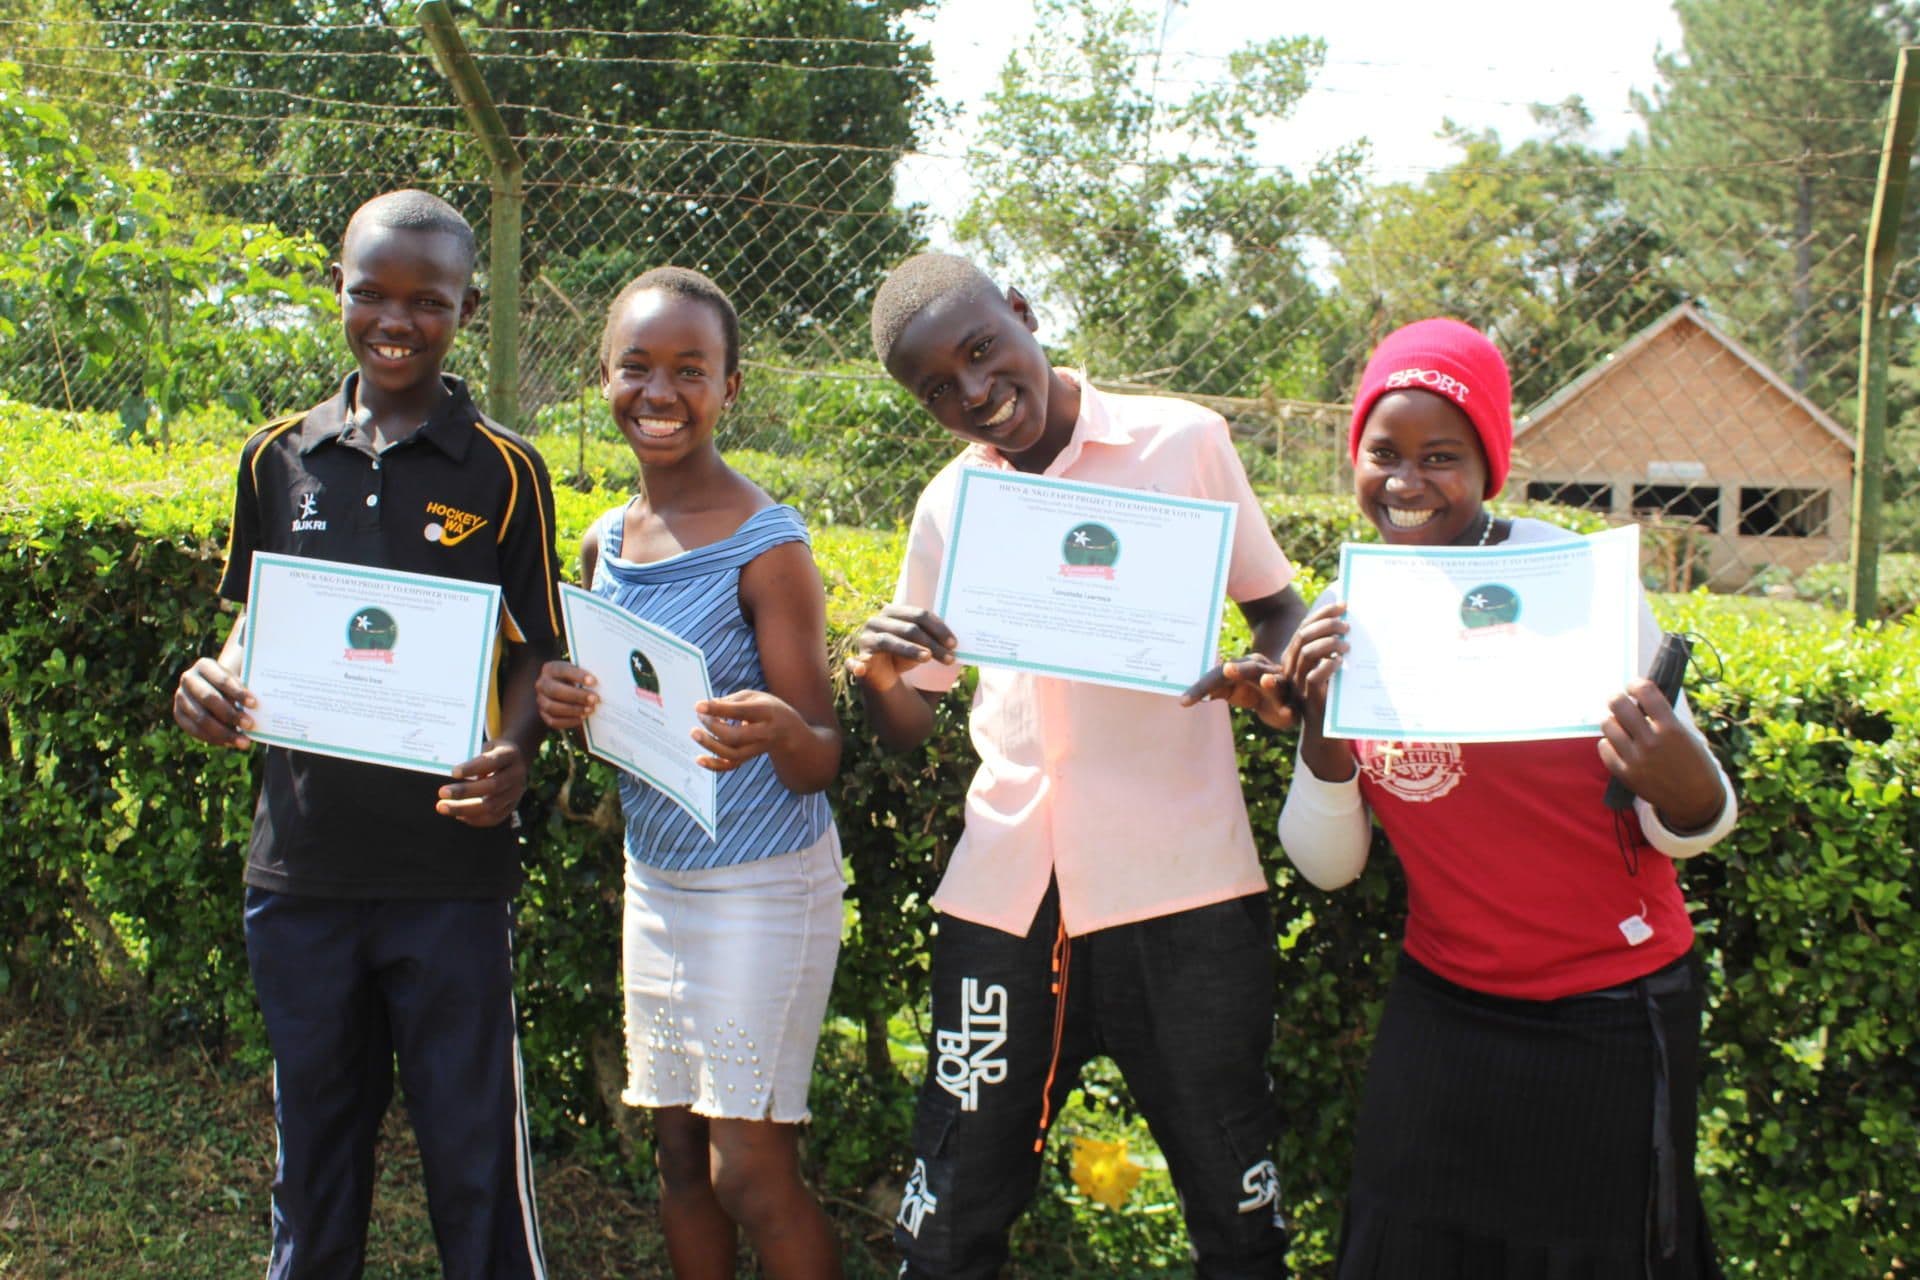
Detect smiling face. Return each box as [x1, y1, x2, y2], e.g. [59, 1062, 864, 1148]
[330, 224, 477, 403]
[884, 285, 1060, 459]
[599, 287, 740, 467]
[1354, 389, 1491, 546]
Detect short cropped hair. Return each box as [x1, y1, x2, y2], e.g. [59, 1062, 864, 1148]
[342, 189, 477, 277]
[600, 266, 741, 375]
[870, 252, 1002, 366]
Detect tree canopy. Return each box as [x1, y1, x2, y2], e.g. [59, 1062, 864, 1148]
[1625, 0, 1920, 409]
[88, 0, 937, 352]
[956, 0, 1360, 400]
[1334, 103, 1687, 410]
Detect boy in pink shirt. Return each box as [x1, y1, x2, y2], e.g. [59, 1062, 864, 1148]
[849, 253, 1307, 1279]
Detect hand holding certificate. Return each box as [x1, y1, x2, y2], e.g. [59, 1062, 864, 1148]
[1326, 525, 1641, 742]
[239, 553, 502, 774]
[931, 469, 1238, 696]
[555, 584, 718, 839]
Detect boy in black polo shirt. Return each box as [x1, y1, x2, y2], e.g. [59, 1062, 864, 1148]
[173, 189, 558, 1280]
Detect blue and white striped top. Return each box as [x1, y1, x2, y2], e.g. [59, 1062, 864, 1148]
[591, 501, 834, 871]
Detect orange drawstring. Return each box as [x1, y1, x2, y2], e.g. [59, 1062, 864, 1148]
[1034, 919, 1072, 1153]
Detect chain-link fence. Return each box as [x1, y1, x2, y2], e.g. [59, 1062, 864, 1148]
[4, 10, 1917, 606]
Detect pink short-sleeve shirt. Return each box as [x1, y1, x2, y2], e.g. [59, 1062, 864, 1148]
[894, 373, 1295, 937]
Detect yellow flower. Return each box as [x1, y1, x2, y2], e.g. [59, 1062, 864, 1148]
[1070, 1136, 1143, 1210]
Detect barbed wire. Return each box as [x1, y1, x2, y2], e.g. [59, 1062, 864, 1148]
[11, 78, 1889, 186]
[2, 22, 1901, 97]
[0, 41, 425, 61]
[927, 25, 1905, 86]
[3, 40, 927, 76]
[132, 107, 480, 143]
[1, 55, 464, 113]
[0, 16, 920, 49]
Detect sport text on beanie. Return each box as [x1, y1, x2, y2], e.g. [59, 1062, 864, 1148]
[1348, 317, 1513, 498]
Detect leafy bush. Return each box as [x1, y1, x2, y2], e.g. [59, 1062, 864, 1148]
[0, 63, 333, 439]
[740, 364, 951, 528]
[1794, 553, 1920, 621]
[2, 401, 1914, 1275]
[530, 371, 945, 529]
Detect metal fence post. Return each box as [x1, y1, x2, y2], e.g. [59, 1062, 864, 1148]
[1851, 46, 1920, 624]
[420, 0, 525, 432]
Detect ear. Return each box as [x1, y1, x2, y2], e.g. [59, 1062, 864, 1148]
[458, 285, 481, 328]
[599, 359, 613, 399]
[722, 367, 743, 410]
[1005, 286, 1040, 335]
[328, 262, 344, 297]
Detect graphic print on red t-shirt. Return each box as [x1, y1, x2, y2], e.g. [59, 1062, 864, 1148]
[1358, 740, 1464, 803]
[1354, 736, 1696, 999]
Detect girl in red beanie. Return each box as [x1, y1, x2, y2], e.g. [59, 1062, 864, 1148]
[1228, 318, 1735, 1277]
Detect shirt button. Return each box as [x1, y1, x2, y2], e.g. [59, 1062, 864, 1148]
[371, 460, 381, 471]
[365, 493, 379, 507]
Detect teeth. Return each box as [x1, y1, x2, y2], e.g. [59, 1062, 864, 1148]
[1386, 507, 1437, 529]
[634, 417, 684, 439]
[984, 394, 1015, 427]
[372, 344, 411, 360]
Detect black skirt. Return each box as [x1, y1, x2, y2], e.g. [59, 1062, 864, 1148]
[1336, 953, 1722, 1280]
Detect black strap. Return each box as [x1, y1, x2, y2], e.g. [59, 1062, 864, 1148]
[1639, 965, 1685, 1272]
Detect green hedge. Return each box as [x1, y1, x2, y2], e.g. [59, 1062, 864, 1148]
[2, 402, 1915, 1276]
[1793, 553, 1920, 622]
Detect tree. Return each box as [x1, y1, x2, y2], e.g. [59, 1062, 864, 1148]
[1333, 103, 1688, 410]
[0, 60, 330, 433]
[1624, 0, 1920, 411]
[86, 0, 936, 358]
[0, 0, 140, 143]
[956, 0, 1359, 400]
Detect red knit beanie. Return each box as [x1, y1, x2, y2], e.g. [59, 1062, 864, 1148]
[1348, 317, 1513, 498]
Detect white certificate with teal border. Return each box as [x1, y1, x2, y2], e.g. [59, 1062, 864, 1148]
[1325, 525, 1642, 742]
[931, 469, 1238, 696]
[240, 552, 501, 774]
[558, 584, 717, 840]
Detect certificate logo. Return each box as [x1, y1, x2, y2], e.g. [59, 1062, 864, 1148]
[1360, 740, 1464, 802]
[345, 606, 398, 664]
[629, 649, 663, 707]
[1459, 583, 1520, 635]
[1060, 522, 1120, 580]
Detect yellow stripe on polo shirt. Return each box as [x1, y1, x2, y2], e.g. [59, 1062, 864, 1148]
[471, 421, 560, 642]
[221, 412, 305, 584]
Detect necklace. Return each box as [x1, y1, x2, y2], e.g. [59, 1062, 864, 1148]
[1475, 511, 1496, 546]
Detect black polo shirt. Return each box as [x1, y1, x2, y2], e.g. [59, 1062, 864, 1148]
[218, 374, 562, 899]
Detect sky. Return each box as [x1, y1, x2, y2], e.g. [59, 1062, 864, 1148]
[896, 0, 1686, 237]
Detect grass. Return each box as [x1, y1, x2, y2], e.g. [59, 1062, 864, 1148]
[0, 999, 1204, 1278]
[0, 1003, 666, 1279]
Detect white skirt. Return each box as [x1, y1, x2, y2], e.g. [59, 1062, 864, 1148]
[621, 826, 844, 1122]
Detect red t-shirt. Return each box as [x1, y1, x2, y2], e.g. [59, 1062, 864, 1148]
[1356, 735, 1694, 999]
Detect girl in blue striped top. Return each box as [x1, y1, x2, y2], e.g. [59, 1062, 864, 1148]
[536, 267, 844, 1279]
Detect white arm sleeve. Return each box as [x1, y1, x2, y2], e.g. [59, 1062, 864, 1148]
[1276, 752, 1372, 890]
[1635, 756, 1737, 858]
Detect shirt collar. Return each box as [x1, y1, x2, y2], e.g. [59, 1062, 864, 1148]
[965, 369, 1135, 475]
[298, 372, 478, 462]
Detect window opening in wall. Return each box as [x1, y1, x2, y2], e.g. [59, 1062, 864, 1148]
[1738, 487, 1828, 538]
[1630, 484, 1720, 531]
[1525, 480, 1614, 512]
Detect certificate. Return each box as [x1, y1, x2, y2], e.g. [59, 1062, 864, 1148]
[241, 552, 501, 774]
[1325, 525, 1641, 742]
[931, 469, 1238, 696]
[558, 584, 717, 840]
